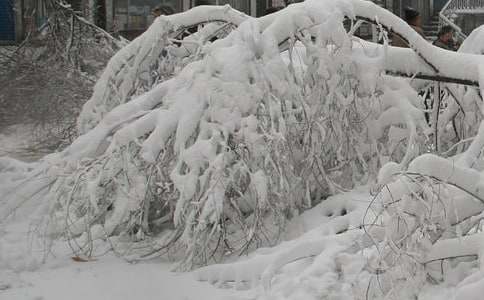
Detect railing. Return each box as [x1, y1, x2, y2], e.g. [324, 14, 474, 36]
[437, 0, 484, 42]
[444, 0, 484, 12]
[438, 14, 467, 42]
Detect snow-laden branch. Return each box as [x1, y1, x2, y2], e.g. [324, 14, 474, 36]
[79, 0, 484, 135]
[356, 39, 478, 86]
[348, 0, 484, 86]
[78, 6, 250, 134]
[425, 232, 483, 263]
[164, 4, 248, 29]
[5, 0, 396, 268]
[269, 0, 483, 86]
[53, 0, 126, 49]
[4, 1, 484, 288]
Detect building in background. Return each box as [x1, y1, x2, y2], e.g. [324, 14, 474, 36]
[99, 0, 288, 39]
[1, 0, 24, 44]
[97, 0, 445, 39]
[382, 0, 484, 41]
[105, 0, 276, 38]
[3, 0, 483, 44]
[0, 0, 274, 43]
[0, 0, 76, 44]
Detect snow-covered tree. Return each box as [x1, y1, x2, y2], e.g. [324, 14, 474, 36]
[4, 0, 484, 298]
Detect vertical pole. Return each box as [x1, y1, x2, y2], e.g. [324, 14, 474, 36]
[127, 0, 130, 30]
[88, 0, 98, 24]
[97, 0, 107, 29]
[250, 0, 257, 16]
[183, 0, 190, 10]
[13, 0, 17, 41]
[431, 82, 442, 152]
[15, 0, 24, 42]
[372, 24, 378, 42]
[105, 0, 113, 31]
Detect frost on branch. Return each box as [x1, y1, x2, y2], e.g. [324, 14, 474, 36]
[6, 3, 484, 291]
[0, 0, 434, 271]
[78, 6, 247, 134]
[164, 3, 484, 300]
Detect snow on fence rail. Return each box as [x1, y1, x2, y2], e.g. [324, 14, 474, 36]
[446, 0, 484, 12]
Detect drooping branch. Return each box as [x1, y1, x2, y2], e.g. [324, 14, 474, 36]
[425, 232, 483, 264]
[272, 1, 481, 86]
[348, 0, 484, 85]
[51, 0, 126, 49]
[5, 1, 484, 281]
[78, 6, 252, 133]
[79, 0, 484, 134]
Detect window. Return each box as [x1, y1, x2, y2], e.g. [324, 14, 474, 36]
[219, 0, 250, 14]
[23, 0, 48, 29]
[114, 0, 182, 31]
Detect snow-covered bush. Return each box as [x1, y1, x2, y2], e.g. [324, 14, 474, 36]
[78, 6, 247, 134]
[4, 2, 484, 297]
[1, 0, 425, 270]
[192, 14, 484, 296]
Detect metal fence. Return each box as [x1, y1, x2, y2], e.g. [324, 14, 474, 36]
[438, 0, 484, 42]
[445, 0, 484, 11]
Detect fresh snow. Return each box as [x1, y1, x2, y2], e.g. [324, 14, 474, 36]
[1, 257, 237, 300]
[0, 157, 237, 300]
[0, 160, 368, 300]
[1, 185, 480, 300]
[5, 0, 484, 299]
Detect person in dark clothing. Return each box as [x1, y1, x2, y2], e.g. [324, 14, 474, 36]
[404, 7, 424, 31]
[152, 5, 175, 17]
[433, 25, 458, 51]
[392, 7, 426, 48]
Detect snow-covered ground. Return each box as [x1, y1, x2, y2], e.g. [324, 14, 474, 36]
[0, 127, 243, 300]
[5, 1, 484, 299]
[0, 127, 371, 300]
[0, 125, 41, 162]
[0, 130, 476, 300]
[0, 177, 368, 300]
[0, 139, 479, 300]
[0, 179, 466, 300]
[1, 255, 238, 300]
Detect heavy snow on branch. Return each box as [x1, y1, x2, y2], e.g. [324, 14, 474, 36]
[3, 2, 484, 294]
